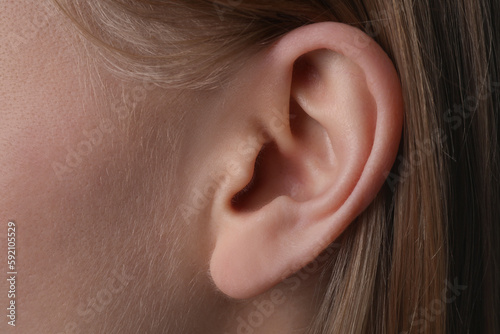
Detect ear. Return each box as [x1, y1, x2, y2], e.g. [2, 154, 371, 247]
[209, 22, 403, 299]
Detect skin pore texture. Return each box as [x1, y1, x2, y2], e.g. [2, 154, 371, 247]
[0, 1, 403, 333]
[0, 1, 218, 333]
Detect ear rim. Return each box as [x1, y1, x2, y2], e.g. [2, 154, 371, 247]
[287, 22, 403, 224]
[209, 22, 403, 299]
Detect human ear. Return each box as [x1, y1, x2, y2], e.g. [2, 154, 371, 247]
[208, 22, 403, 299]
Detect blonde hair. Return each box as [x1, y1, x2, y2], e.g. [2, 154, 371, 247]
[53, 0, 500, 333]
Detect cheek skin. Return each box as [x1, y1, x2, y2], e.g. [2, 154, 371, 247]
[0, 1, 209, 332]
[0, 2, 119, 248]
[0, 1, 142, 326]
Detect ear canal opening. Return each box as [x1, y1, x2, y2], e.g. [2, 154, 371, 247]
[230, 101, 304, 212]
[230, 143, 268, 210]
[230, 100, 320, 212]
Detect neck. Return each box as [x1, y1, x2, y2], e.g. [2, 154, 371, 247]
[220, 269, 326, 334]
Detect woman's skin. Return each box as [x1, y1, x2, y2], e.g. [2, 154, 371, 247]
[0, 2, 316, 332]
[1, 2, 215, 332]
[0, 1, 402, 333]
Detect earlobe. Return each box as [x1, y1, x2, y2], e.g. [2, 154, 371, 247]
[209, 22, 403, 299]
